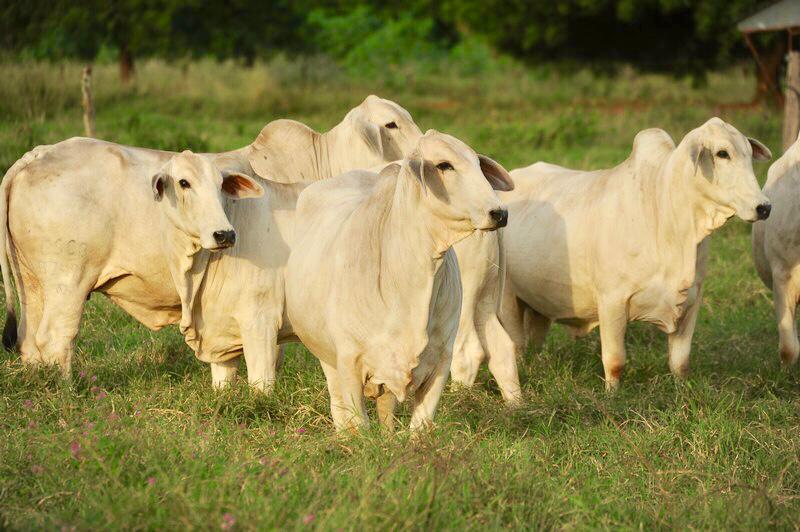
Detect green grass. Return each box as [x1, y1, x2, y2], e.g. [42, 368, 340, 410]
[1, 59, 798, 530]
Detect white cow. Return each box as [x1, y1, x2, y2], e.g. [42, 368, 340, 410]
[0, 95, 416, 381]
[285, 130, 513, 431]
[185, 97, 422, 390]
[229, 100, 522, 404]
[752, 134, 800, 365]
[499, 118, 771, 390]
[0, 149, 262, 374]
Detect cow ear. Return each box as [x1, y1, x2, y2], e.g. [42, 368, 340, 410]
[691, 143, 713, 181]
[151, 172, 167, 201]
[222, 171, 264, 199]
[404, 154, 428, 195]
[479, 155, 514, 191]
[748, 137, 772, 162]
[353, 112, 384, 159]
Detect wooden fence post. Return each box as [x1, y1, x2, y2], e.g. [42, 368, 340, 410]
[783, 51, 800, 152]
[81, 65, 96, 138]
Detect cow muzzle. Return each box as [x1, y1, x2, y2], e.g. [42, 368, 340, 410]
[212, 229, 236, 248]
[489, 208, 508, 229]
[756, 203, 772, 221]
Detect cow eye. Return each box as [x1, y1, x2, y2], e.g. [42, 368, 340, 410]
[436, 162, 454, 172]
[385, 121, 398, 129]
[179, 179, 191, 189]
[716, 150, 730, 159]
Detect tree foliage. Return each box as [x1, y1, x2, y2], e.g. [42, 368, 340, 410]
[0, 0, 783, 78]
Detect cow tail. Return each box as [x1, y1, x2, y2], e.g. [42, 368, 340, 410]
[0, 149, 41, 350]
[0, 163, 17, 350]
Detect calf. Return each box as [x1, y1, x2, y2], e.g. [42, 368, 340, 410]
[285, 130, 513, 431]
[0, 150, 261, 374]
[499, 118, 771, 390]
[753, 134, 800, 365]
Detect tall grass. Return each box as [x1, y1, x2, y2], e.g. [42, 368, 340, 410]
[0, 59, 797, 530]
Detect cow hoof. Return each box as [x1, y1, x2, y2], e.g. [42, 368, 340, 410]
[779, 349, 798, 366]
[604, 378, 621, 393]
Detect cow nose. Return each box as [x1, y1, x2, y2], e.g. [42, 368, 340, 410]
[756, 203, 772, 220]
[489, 208, 508, 228]
[213, 230, 236, 247]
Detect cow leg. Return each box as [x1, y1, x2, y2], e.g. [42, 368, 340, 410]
[318, 359, 345, 430]
[17, 264, 44, 364]
[242, 320, 281, 393]
[376, 391, 398, 432]
[499, 290, 529, 357]
[524, 309, 552, 353]
[319, 357, 368, 431]
[598, 301, 628, 391]
[480, 314, 522, 405]
[409, 349, 453, 431]
[449, 324, 483, 388]
[667, 285, 703, 378]
[337, 353, 369, 430]
[210, 359, 239, 389]
[773, 272, 800, 365]
[35, 286, 90, 377]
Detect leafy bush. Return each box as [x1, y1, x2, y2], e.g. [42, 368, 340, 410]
[308, 7, 445, 76]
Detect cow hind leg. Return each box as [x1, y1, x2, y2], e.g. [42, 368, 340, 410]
[499, 290, 530, 357]
[34, 285, 90, 377]
[524, 309, 552, 354]
[773, 273, 800, 366]
[17, 275, 44, 365]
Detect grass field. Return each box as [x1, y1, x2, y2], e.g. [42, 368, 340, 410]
[0, 59, 798, 530]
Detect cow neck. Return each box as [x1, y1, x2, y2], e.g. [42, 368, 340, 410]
[158, 218, 209, 342]
[376, 168, 454, 293]
[646, 146, 720, 296]
[322, 119, 382, 180]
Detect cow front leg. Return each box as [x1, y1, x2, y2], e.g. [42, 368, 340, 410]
[773, 272, 800, 365]
[668, 285, 703, 378]
[409, 349, 453, 431]
[449, 324, 483, 388]
[480, 314, 522, 405]
[598, 300, 628, 391]
[210, 359, 239, 389]
[376, 391, 398, 432]
[242, 320, 281, 393]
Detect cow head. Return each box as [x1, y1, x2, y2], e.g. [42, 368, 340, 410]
[151, 150, 264, 251]
[344, 95, 423, 162]
[401, 130, 513, 235]
[683, 117, 772, 223]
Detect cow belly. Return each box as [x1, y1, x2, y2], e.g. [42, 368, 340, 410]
[99, 274, 181, 330]
[513, 274, 598, 323]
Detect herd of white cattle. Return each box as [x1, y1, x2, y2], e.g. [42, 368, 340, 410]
[2, 94, 798, 431]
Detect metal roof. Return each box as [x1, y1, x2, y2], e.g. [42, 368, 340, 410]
[738, 0, 800, 33]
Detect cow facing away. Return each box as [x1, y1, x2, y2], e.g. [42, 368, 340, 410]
[0, 149, 262, 375]
[752, 134, 800, 366]
[285, 130, 513, 431]
[499, 118, 771, 390]
[0, 96, 418, 384]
